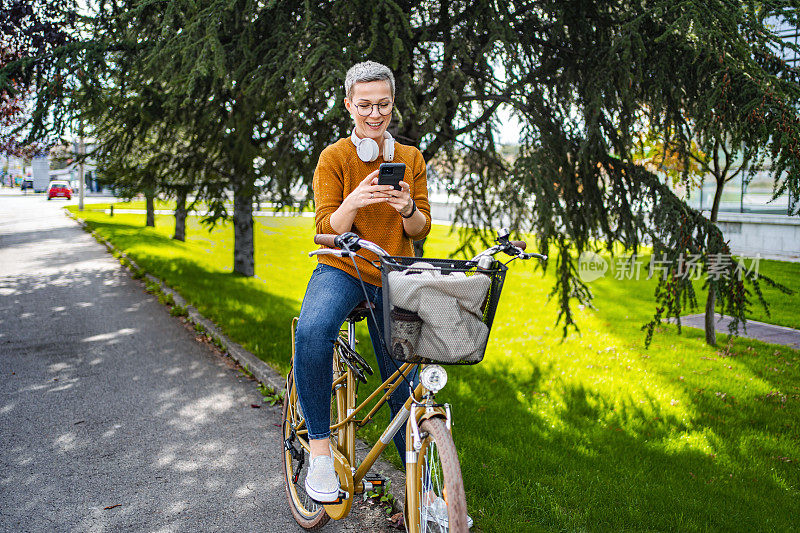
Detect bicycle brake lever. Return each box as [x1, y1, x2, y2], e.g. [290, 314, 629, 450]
[335, 231, 361, 252]
[496, 228, 526, 258]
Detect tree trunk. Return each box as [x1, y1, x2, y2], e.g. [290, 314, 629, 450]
[704, 176, 725, 346]
[704, 285, 717, 346]
[233, 183, 254, 276]
[145, 189, 155, 227]
[173, 188, 187, 241]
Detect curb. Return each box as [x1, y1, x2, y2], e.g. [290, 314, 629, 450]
[63, 209, 407, 512]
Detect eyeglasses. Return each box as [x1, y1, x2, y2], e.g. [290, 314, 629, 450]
[354, 101, 393, 117]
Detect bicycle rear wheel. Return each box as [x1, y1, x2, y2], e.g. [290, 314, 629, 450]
[282, 371, 330, 529]
[409, 417, 469, 532]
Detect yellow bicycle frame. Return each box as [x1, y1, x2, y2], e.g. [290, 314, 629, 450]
[289, 317, 449, 527]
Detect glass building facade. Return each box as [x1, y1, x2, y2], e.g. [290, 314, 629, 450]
[682, 16, 798, 215]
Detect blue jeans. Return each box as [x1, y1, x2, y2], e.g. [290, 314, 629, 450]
[293, 264, 417, 462]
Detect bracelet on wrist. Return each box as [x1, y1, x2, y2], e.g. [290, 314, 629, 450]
[401, 199, 417, 219]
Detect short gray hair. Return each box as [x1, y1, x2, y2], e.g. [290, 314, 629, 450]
[345, 61, 395, 100]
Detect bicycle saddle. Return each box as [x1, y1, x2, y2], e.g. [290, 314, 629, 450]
[346, 301, 375, 323]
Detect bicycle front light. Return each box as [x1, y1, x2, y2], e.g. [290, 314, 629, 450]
[420, 364, 448, 393]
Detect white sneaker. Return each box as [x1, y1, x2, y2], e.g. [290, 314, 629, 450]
[423, 495, 473, 529]
[304, 454, 340, 503]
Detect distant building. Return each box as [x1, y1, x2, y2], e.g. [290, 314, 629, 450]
[774, 15, 798, 69]
[1, 156, 24, 187]
[31, 156, 50, 192]
[679, 16, 800, 260]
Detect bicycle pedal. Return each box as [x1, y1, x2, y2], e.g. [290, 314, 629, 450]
[363, 473, 388, 493]
[310, 490, 347, 506]
[365, 473, 387, 486]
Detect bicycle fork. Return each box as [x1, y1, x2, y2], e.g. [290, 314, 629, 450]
[405, 399, 452, 533]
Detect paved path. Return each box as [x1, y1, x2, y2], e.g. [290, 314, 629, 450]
[679, 314, 800, 350]
[0, 195, 391, 532]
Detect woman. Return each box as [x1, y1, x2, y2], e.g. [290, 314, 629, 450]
[293, 61, 431, 503]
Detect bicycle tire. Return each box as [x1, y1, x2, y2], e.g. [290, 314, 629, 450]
[282, 371, 330, 530]
[409, 417, 469, 533]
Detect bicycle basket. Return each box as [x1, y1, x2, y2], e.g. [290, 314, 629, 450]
[380, 256, 507, 365]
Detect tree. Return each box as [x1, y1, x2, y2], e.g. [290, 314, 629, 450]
[688, 134, 760, 345]
[91, 96, 223, 240]
[105, 0, 307, 276]
[474, 1, 799, 344]
[633, 127, 752, 345]
[273, 0, 799, 345]
[632, 129, 707, 189]
[4, 0, 798, 347]
[23, 0, 289, 267]
[620, 5, 799, 346]
[152, 146, 217, 242]
[0, 0, 78, 156]
[95, 134, 160, 226]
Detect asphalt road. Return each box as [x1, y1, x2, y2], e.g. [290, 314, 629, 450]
[0, 193, 392, 532]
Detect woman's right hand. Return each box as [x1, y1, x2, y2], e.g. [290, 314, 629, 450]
[329, 170, 396, 234]
[344, 170, 394, 210]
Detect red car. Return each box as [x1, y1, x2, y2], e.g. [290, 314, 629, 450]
[47, 181, 72, 200]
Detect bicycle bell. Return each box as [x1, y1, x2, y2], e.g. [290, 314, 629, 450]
[476, 255, 494, 270]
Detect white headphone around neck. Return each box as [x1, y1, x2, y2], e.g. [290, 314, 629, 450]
[350, 128, 394, 162]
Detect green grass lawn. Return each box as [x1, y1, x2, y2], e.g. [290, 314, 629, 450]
[67, 207, 800, 532]
[82, 199, 313, 213]
[745, 258, 800, 329]
[82, 199, 178, 212]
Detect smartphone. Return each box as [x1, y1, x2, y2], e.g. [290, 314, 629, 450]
[378, 163, 406, 191]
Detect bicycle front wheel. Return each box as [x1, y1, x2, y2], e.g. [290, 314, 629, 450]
[409, 417, 469, 533]
[281, 371, 330, 530]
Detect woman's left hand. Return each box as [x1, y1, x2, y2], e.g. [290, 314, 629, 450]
[386, 181, 414, 217]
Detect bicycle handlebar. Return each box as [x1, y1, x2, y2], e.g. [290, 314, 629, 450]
[311, 232, 390, 259]
[311, 231, 546, 263]
[314, 234, 337, 248]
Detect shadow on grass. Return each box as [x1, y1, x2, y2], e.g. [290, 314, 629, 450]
[588, 267, 800, 396]
[450, 362, 798, 532]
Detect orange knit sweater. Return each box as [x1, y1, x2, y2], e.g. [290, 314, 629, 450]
[313, 138, 432, 287]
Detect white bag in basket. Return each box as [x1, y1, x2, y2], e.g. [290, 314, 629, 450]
[387, 263, 490, 362]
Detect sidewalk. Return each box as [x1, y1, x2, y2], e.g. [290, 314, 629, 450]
[0, 187, 117, 199]
[0, 194, 395, 532]
[678, 313, 800, 350]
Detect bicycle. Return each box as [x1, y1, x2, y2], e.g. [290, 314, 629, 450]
[282, 229, 546, 532]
